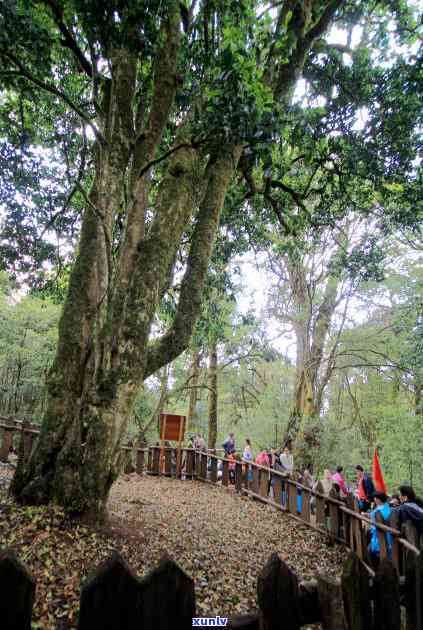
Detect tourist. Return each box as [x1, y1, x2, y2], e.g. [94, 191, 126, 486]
[368, 491, 392, 567]
[280, 446, 294, 474]
[321, 469, 333, 495]
[355, 465, 375, 512]
[393, 485, 423, 536]
[389, 494, 401, 508]
[302, 469, 314, 489]
[222, 432, 235, 456]
[242, 438, 253, 483]
[255, 450, 271, 467]
[332, 466, 349, 497]
[193, 433, 206, 451]
[228, 451, 236, 484]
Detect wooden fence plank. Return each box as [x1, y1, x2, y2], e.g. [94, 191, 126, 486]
[0, 550, 35, 630]
[273, 477, 282, 506]
[152, 447, 160, 475]
[315, 481, 326, 526]
[139, 557, 195, 630]
[341, 552, 373, 630]
[251, 467, 259, 494]
[210, 457, 218, 483]
[0, 427, 13, 462]
[301, 489, 311, 523]
[317, 574, 346, 630]
[259, 470, 268, 498]
[288, 480, 297, 514]
[78, 552, 141, 630]
[222, 460, 229, 487]
[164, 449, 172, 476]
[373, 560, 401, 630]
[375, 511, 389, 560]
[235, 462, 243, 493]
[257, 553, 301, 630]
[185, 449, 194, 478]
[227, 614, 260, 628]
[136, 449, 145, 475]
[200, 453, 208, 481]
[328, 489, 340, 539]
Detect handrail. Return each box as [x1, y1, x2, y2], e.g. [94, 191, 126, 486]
[190, 448, 421, 559]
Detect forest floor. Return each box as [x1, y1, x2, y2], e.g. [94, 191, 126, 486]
[0, 465, 346, 628]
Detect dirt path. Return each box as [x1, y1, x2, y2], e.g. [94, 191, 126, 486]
[108, 474, 345, 617]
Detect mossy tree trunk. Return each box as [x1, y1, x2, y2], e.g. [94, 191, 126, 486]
[207, 342, 218, 450]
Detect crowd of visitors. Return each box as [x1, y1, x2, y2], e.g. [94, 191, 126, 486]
[191, 432, 423, 567]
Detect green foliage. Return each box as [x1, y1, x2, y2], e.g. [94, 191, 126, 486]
[0, 273, 60, 419]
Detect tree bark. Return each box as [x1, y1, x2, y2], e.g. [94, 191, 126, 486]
[187, 349, 201, 433]
[207, 341, 218, 449]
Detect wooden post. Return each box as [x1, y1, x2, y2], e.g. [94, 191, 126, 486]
[79, 553, 141, 630]
[147, 447, 153, 473]
[341, 552, 372, 630]
[200, 452, 208, 481]
[222, 460, 229, 487]
[287, 480, 297, 514]
[194, 451, 201, 478]
[152, 447, 160, 475]
[259, 469, 268, 498]
[210, 457, 218, 483]
[235, 461, 243, 493]
[328, 489, 340, 539]
[227, 614, 260, 629]
[136, 449, 145, 475]
[315, 481, 326, 527]
[252, 466, 259, 494]
[301, 488, 311, 523]
[164, 448, 172, 476]
[317, 575, 347, 630]
[375, 511, 388, 560]
[404, 522, 422, 630]
[0, 426, 13, 462]
[273, 477, 282, 506]
[176, 415, 185, 478]
[343, 495, 355, 547]
[373, 560, 401, 630]
[0, 550, 35, 630]
[257, 553, 301, 630]
[352, 500, 364, 560]
[139, 557, 195, 629]
[185, 449, 194, 478]
[389, 511, 401, 572]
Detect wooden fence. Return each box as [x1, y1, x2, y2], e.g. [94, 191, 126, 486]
[1, 421, 423, 628]
[1, 543, 421, 629]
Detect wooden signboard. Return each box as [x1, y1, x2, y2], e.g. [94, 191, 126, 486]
[159, 413, 186, 443]
[159, 413, 186, 477]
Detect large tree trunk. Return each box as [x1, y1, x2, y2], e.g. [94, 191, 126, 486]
[187, 348, 201, 433]
[207, 342, 218, 450]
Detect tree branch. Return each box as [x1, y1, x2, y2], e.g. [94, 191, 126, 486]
[1, 51, 105, 144]
[144, 145, 242, 378]
[41, 0, 93, 77]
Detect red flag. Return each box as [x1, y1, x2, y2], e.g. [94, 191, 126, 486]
[372, 448, 387, 494]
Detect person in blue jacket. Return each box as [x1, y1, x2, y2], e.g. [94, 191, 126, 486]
[368, 491, 392, 567]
